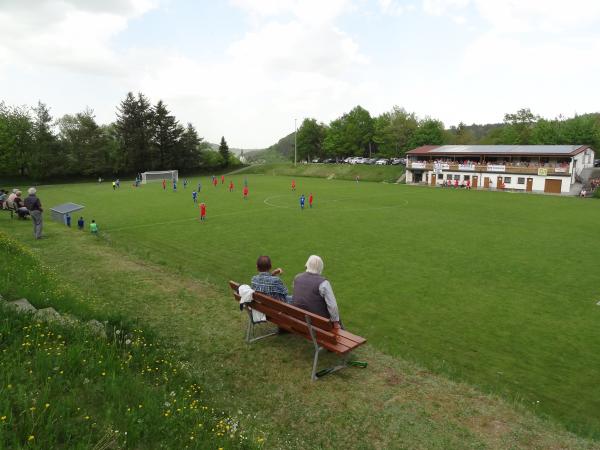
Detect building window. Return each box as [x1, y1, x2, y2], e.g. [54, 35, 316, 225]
[517, 177, 525, 184]
[463, 175, 470, 181]
[454, 175, 460, 180]
[504, 177, 512, 183]
[439, 174, 444, 180]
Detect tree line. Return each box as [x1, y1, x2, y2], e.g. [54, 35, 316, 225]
[294, 106, 600, 161]
[0, 93, 235, 180]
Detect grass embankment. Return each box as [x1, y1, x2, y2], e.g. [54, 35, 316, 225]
[0, 221, 597, 448]
[0, 233, 257, 449]
[241, 163, 405, 182]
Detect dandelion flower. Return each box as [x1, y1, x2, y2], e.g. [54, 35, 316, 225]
[45, 403, 50, 408]
[28, 435, 34, 441]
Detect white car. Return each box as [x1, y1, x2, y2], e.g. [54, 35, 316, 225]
[375, 159, 388, 165]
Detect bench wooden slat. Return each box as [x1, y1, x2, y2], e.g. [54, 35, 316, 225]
[230, 281, 333, 331]
[252, 291, 333, 331]
[228, 280, 366, 355]
[248, 301, 341, 347]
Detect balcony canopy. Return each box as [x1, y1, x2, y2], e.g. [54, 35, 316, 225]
[407, 145, 590, 157]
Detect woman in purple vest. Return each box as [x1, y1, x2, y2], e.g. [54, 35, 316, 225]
[293, 255, 342, 330]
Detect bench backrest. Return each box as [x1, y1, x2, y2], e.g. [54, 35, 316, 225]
[229, 280, 366, 354]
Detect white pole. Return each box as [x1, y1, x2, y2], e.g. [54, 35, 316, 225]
[294, 118, 297, 166]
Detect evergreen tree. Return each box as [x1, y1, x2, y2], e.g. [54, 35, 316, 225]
[115, 92, 154, 172]
[152, 100, 182, 169]
[31, 102, 62, 177]
[219, 136, 230, 166]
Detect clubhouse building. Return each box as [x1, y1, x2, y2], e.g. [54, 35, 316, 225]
[405, 145, 596, 194]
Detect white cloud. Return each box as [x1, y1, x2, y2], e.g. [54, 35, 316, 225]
[422, 0, 469, 16]
[230, 0, 354, 24]
[474, 0, 600, 33]
[0, 0, 158, 73]
[378, 0, 407, 16]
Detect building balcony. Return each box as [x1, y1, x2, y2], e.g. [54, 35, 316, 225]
[407, 162, 570, 175]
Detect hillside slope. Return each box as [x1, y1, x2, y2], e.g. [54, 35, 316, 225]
[0, 220, 597, 449]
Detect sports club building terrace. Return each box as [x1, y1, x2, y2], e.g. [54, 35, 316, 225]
[405, 145, 595, 194]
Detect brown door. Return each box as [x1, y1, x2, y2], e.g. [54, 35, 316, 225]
[484, 177, 490, 188]
[472, 176, 478, 188]
[544, 179, 562, 193]
[526, 178, 533, 192]
[497, 176, 503, 189]
[431, 174, 436, 186]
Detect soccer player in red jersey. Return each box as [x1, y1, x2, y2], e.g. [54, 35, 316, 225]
[213, 177, 218, 187]
[199, 202, 206, 221]
[162, 179, 166, 190]
[229, 181, 234, 192]
[221, 175, 225, 184]
[309, 193, 313, 208]
[291, 179, 296, 191]
[243, 186, 249, 200]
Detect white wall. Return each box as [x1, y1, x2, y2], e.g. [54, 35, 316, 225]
[423, 171, 570, 193]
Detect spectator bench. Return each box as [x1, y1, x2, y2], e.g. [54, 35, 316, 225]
[229, 281, 366, 381]
[1, 201, 18, 219]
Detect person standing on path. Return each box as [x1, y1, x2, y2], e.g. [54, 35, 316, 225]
[24, 187, 43, 239]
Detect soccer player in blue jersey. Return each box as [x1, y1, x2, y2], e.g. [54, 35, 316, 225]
[299, 194, 305, 210]
[173, 180, 177, 192]
[192, 190, 198, 203]
[183, 179, 188, 189]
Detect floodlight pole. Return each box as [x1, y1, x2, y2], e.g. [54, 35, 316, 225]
[294, 118, 297, 167]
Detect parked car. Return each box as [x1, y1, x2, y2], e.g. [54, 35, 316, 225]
[595, 159, 600, 167]
[375, 159, 389, 165]
[311, 158, 321, 163]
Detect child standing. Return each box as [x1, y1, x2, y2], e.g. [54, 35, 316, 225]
[192, 190, 198, 203]
[199, 202, 206, 221]
[90, 220, 98, 235]
[309, 193, 313, 208]
[299, 194, 305, 210]
[77, 216, 84, 230]
[243, 185, 249, 200]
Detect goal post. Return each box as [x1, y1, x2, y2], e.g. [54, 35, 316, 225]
[141, 170, 179, 184]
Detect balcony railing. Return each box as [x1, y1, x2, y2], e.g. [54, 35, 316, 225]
[408, 162, 570, 175]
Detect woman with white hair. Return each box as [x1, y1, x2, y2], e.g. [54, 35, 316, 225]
[293, 255, 342, 329]
[24, 187, 43, 239]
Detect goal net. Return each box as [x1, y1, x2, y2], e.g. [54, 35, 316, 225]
[141, 170, 179, 184]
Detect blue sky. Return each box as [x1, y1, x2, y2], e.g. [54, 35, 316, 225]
[1, 0, 599, 148]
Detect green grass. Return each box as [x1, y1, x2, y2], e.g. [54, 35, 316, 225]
[0, 234, 258, 449]
[2, 174, 600, 445]
[242, 162, 405, 182]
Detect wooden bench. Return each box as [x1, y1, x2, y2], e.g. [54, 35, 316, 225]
[1, 201, 17, 219]
[229, 281, 366, 380]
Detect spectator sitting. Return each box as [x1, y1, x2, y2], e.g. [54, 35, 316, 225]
[13, 191, 30, 219]
[293, 255, 342, 330]
[251, 255, 292, 304]
[0, 189, 7, 209]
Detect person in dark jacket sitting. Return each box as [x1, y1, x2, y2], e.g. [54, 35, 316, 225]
[13, 191, 30, 219]
[293, 255, 342, 330]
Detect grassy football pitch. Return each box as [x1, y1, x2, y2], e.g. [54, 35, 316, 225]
[8, 174, 600, 437]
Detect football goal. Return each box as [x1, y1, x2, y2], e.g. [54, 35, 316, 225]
[141, 170, 179, 184]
